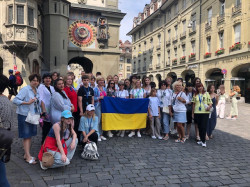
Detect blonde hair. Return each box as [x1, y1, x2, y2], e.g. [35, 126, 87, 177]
[63, 75, 73, 86]
[84, 111, 96, 121]
[106, 75, 113, 81]
[172, 81, 182, 92]
[96, 76, 105, 83]
[233, 85, 240, 93]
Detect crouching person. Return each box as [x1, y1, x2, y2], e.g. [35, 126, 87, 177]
[79, 104, 98, 148]
[38, 110, 78, 170]
[79, 104, 99, 160]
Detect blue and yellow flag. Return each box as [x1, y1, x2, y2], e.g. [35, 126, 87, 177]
[101, 97, 149, 131]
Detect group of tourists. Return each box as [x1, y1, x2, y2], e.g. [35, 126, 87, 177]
[0, 70, 241, 185]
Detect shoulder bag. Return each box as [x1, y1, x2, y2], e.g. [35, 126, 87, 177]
[41, 137, 58, 168]
[81, 142, 99, 160]
[25, 100, 41, 125]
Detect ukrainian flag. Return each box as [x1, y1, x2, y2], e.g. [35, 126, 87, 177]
[101, 97, 149, 131]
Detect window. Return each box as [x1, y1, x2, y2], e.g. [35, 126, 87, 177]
[191, 14, 196, 30]
[174, 48, 177, 58]
[167, 10, 171, 20]
[8, 6, 13, 24]
[133, 61, 136, 69]
[150, 39, 153, 48]
[207, 37, 211, 52]
[133, 34, 136, 42]
[119, 64, 123, 70]
[17, 5, 24, 24]
[174, 25, 178, 37]
[234, 24, 241, 43]
[54, 2, 57, 13]
[168, 50, 171, 64]
[158, 35, 161, 45]
[139, 44, 141, 52]
[191, 41, 196, 53]
[182, 45, 186, 56]
[236, 0, 241, 6]
[150, 22, 153, 32]
[33, 60, 39, 74]
[127, 66, 131, 71]
[219, 32, 224, 48]
[157, 54, 161, 64]
[150, 56, 153, 65]
[182, 0, 186, 9]
[127, 58, 131, 63]
[168, 29, 171, 40]
[182, 20, 186, 32]
[220, 1, 225, 15]
[139, 31, 141, 39]
[138, 60, 141, 68]
[120, 57, 124, 61]
[127, 73, 131, 78]
[175, 3, 178, 15]
[144, 42, 146, 51]
[126, 48, 130, 53]
[208, 8, 212, 24]
[158, 0, 162, 8]
[28, 8, 34, 26]
[144, 27, 146, 35]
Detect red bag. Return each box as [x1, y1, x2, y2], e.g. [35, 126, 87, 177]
[15, 72, 23, 86]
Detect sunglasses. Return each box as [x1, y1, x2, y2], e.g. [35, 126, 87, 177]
[110, 83, 115, 84]
[119, 84, 124, 86]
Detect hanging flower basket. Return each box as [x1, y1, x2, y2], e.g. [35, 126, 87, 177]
[180, 56, 186, 62]
[229, 42, 241, 52]
[204, 52, 211, 58]
[172, 58, 177, 64]
[215, 48, 225, 55]
[189, 53, 196, 61]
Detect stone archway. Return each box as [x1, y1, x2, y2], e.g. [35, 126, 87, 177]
[181, 70, 195, 83]
[0, 58, 3, 74]
[167, 72, 177, 82]
[205, 68, 223, 89]
[231, 63, 250, 103]
[68, 57, 93, 73]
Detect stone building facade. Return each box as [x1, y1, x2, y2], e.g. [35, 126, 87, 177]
[127, 0, 250, 103]
[118, 40, 132, 79]
[0, 0, 125, 85]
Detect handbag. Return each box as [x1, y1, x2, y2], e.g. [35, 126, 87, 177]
[81, 142, 99, 160]
[162, 106, 169, 114]
[0, 117, 13, 163]
[25, 112, 40, 125]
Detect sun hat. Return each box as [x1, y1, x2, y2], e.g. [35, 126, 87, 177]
[61, 110, 73, 119]
[86, 104, 95, 111]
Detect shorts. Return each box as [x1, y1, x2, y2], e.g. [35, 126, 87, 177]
[18, 114, 37, 138]
[173, 112, 187, 123]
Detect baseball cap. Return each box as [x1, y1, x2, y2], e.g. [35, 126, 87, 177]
[61, 110, 73, 119]
[86, 104, 95, 111]
[9, 69, 13, 73]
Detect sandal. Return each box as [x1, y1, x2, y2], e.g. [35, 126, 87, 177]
[163, 136, 169, 140]
[26, 157, 37, 165]
[175, 139, 181, 143]
[181, 138, 186, 143]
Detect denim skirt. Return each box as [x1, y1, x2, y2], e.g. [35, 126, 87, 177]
[173, 112, 187, 123]
[18, 114, 37, 138]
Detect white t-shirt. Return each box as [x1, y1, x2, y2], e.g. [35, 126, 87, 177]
[170, 91, 188, 112]
[130, 88, 145, 98]
[148, 97, 160, 116]
[157, 89, 173, 108]
[186, 92, 193, 104]
[116, 90, 129, 98]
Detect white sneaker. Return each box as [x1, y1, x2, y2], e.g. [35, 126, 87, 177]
[98, 138, 102, 142]
[151, 136, 156, 139]
[120, 131, 125, 137]
[128, 131, 135, 137]
[202, 142, 207, 147]
[197, 141, 202, 145]
[116, 131, 121, 137]
[158, 136, 163, 140]
[137, 131, 142, 138]
[101, 136, 107, 140]
[40, 161, 48, 170]
[107, 131, 113, 138]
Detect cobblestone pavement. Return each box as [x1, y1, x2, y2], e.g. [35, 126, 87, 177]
[6, 103, 250, 187]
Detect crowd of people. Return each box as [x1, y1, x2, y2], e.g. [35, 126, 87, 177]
[0, 70, 241, 184]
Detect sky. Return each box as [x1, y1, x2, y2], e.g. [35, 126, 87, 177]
[119, 0, 149, 42]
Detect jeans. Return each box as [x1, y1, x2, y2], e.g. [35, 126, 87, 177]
[0, 160, 10, 187]
[47, 138, 78, 168]
[95, 103, 102, 136]
[162, 112, 170, 134]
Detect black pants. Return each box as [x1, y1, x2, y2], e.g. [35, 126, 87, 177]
[41, 121, 52, 144]
[73, 111, 80, 141]
[81, 132, 98, 148]
[195, 114, 209, 143]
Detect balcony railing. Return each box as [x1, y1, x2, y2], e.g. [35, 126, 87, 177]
[189, 27, 196, 35]
[180, 56, 186, 63]
[215, 48, 225, 56]
[166, 40, 171, 46]
[189, 53, 196, 61]
[180, 31, 186, 40]
[133, 69, 137, 73]
[217, 14, 225, 24]
[137, 67, 141, 72]
[149, 64, 153, 70]
[232, 3, 242, 16]
[205, 21, 212, 31]
[156, 63, 161, 69]
[172, 36, 178, 43]
[156, 44, 161, 50]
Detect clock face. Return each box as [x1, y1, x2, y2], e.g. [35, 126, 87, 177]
[69, 20, 96, 47]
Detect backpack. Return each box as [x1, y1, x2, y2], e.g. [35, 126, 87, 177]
[81, 142, 99, 160]
[15, 74, 23, 86]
